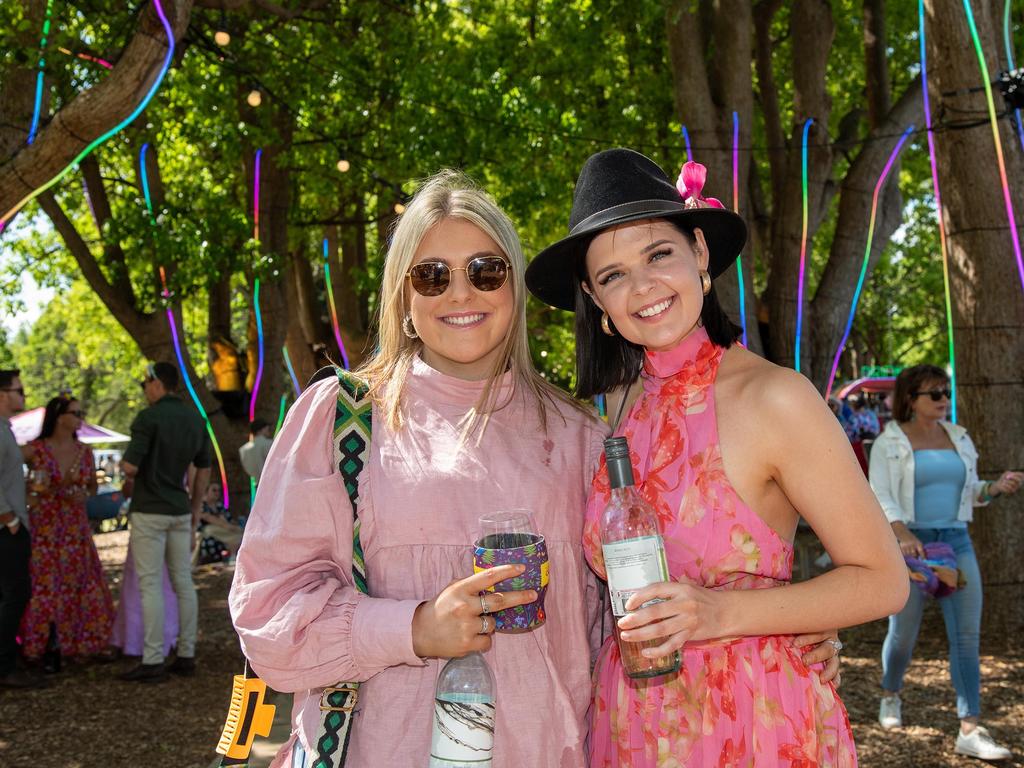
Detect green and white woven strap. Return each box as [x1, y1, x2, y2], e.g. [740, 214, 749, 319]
[311, 369, 372, 768]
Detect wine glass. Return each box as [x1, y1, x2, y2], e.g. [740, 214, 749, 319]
[474, 509, 549, 633]
[29, 469, 48, 494]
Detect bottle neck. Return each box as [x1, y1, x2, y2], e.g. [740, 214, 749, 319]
[607, 456, 635, 490]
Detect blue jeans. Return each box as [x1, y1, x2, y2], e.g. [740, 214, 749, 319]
[881, 526, 982, 719]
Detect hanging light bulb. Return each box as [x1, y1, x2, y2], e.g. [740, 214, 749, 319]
[215, 8, 231, 46]
[393, 202, 406, 215]
[246, 89, 262, 107]
[336, 158, 351, 173]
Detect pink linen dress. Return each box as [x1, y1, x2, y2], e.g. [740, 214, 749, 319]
[230, 357, 608, 767]
[583, 327, 856, 767]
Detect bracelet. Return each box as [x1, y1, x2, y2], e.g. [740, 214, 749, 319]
[982, 481, 997, 502]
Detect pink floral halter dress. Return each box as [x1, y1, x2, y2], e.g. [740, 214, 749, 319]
[583, 327, 856, 767]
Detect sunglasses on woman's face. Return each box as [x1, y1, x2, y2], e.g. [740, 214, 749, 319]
[66, 410, 85, 418]
[406, 255, 511, 297]
[914, 388, 951, 402]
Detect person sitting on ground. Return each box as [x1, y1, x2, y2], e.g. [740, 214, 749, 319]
[195, 481, 243, 565]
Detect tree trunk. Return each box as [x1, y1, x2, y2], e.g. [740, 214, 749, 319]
[925, 0, 1024, 634]
[765, 0, 836, 373]
[247, 136, 289, 426]
[808, 80, 922, 393]
[664, 0, 762, 353]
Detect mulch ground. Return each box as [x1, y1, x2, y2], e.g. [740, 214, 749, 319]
[0, 531, 1021, 767]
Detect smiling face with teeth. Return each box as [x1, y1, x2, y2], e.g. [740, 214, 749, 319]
[583, 219, 710, 353]
[407, 217, 515, 380]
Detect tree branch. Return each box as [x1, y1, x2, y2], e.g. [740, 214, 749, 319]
[0, 0, 193, 222]
[80, 156, 137, 308]
[37, 191, 145, 334]
[862, 0, 892, 130]
[195, 0, 329, 20]
[754, 0, 786, 209]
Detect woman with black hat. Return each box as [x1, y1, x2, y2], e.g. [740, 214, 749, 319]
[526, 149, 909, 766]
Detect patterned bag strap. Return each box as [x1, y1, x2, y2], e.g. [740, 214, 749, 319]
[310, 368, 373, 768]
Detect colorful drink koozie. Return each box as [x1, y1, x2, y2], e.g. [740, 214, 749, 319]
[473, 532, 549, 632]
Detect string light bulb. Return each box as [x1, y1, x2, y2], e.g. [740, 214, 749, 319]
[393, 202, 406, 214]
[246, 89, 262, 107]
[336, 158, 351, 173]
[214, 28, 231, 46]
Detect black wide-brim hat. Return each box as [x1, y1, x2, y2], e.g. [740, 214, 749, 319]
[525, 148, 747, 311]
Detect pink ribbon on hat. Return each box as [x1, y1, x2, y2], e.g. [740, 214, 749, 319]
[676, 161, 724, 210]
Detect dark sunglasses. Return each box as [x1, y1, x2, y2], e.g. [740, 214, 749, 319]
[139, 378, 155, 389]
[66, 409, 85, 418]
[406, 255, 511, 297]
[913, 388, 951, 402]
[0, 387, 24, 396]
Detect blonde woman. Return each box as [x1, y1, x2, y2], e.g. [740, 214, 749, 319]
[229, 171, 608, 767]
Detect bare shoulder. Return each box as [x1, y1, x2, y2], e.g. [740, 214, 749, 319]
[718, 345, 823, 418]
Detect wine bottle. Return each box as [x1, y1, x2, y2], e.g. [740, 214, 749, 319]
[600, 436, 681, 679]
[429, 652, 496, 767]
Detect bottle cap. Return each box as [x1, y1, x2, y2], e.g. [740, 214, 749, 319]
[604, 436, 629, 460]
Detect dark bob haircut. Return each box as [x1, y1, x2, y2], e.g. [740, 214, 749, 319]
[892, 364, 949, 423]
[39, 395, 78, 440]
[573, 223, 741, 399]
[0, 369, 20, 390]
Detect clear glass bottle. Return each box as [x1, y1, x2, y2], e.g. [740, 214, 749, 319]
[600, 436, 681, 679]
[429, 652, 495, 767]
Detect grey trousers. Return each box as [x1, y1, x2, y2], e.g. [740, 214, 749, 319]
[130, 512, 197, 665]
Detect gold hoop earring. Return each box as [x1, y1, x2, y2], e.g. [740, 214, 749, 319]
[600, 312, 615, 337]
[699, 269, 712, 296]
[402, 313, 418, 339]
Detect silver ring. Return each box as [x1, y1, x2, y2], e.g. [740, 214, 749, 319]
[479, 594, 489, 615]
[479, 614, 491, 635]
[828, 638, 844, 653]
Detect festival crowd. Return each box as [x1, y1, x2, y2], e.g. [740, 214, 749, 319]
[0, 364, 264, 686]
[1, 149, 1022, 767]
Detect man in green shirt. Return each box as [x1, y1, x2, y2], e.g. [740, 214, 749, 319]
[119, 362, 210, 683]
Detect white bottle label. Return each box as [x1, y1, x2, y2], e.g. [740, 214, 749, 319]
[602, 535, 670, 617]
[429, 693, 495, 767]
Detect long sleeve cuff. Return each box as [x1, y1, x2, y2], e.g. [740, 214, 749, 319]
[351, 598, 427, 671]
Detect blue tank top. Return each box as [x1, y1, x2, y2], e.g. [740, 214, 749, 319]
[911, 449, 966, 529]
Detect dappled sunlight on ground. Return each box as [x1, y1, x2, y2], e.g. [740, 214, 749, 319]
[0, 531, 1021, 767]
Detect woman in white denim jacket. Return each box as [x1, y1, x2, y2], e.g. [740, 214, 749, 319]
[868, 364, 1022, 762]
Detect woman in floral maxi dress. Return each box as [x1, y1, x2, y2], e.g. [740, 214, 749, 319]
[21, 396, 114, 664]
[525, 149, 909, 766]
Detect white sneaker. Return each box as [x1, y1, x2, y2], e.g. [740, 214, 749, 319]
[878, 694, 902, 729]
[955, 726, 1011, 761]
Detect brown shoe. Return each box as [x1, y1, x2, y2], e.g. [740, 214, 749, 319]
[118, 663, 168, 684]
[0, 669, 47, 689]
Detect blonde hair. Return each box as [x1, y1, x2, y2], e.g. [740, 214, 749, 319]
[357, 169, 581, 436]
